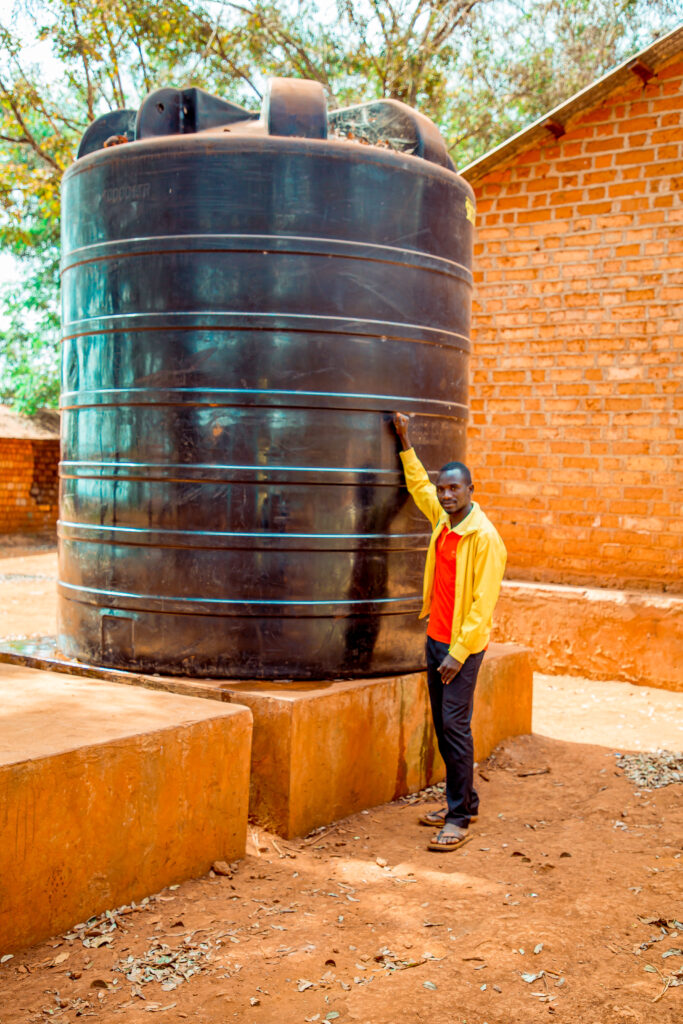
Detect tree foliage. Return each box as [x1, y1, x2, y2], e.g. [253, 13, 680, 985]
[1, 0, 681, 411]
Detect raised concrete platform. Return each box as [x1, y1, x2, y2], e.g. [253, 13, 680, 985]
[0, 664, 252, 952]
[494, 581, 683, 691]
[0, 640, 532, 839]
[221, 643, 532, 837]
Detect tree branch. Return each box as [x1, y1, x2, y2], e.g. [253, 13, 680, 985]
[346, 0, 387, 92]
[0, 78, 63, 172]
[212, 32, 263, 99]
[267, 18, 330, 86]
[70, 7, 95, 121]
[99, 13, 126, 107]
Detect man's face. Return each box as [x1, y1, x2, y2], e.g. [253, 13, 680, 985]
[436, 469, 473, 517]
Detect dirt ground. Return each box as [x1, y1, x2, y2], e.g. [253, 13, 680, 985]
[1, 542, 682, 1023]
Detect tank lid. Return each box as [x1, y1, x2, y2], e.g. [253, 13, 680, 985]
[76, 77, 455, 171]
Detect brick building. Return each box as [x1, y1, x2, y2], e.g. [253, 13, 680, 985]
[461, 26, 682, 596]
[0, 406, 60, 534]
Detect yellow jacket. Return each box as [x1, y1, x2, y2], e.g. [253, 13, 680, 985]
[400, 447, 507, 663]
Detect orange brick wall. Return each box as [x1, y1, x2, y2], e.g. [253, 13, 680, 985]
[0, 439, 59, 533]
[467, 52, 683, 592]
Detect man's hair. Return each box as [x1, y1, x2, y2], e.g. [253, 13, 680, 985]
[437, 460, 472, 486]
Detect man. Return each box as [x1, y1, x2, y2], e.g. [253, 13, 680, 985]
[393, 412, 506, 852]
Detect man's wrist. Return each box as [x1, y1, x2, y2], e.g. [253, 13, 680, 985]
[449, 641, 470, 663]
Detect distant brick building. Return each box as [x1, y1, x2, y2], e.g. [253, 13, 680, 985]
[461, 26, 682, 593]
[0, 406, 60, 533]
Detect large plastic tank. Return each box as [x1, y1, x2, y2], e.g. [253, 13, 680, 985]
[58, 78, 474, 679]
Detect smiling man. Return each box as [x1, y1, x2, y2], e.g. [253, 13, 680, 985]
[393, 412, 507, 852]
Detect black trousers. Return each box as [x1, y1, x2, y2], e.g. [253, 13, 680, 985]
[426, 636, 486, 828]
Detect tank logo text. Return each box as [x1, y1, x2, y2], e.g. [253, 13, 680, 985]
[103, 183, 151, 203]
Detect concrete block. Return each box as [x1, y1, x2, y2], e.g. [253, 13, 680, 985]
[0, 665, 252, 952]
[222, 674, 436, 839]
[494, 580, 683, 690]
[470, 643, 533, 761]
[220, 642, 532, 838]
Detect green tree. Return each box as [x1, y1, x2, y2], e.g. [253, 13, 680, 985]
[1, 0, 681, 411]
[446, 0, 683, 161]
[0, 0, 226, 411]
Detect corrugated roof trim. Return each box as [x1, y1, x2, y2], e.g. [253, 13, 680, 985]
[460, 22, 683, 182]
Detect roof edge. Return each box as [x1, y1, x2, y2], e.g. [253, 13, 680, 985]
[0, 405, 60, 440]
[460, 22, 683, 183]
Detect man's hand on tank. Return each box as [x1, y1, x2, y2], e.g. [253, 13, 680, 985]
[438, 653, 463, 684]
[392, 411, 412, 450]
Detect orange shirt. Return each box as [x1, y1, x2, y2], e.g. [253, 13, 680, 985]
[426, 526, 460, 643]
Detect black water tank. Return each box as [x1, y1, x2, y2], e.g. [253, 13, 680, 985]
[58, 78, 474, 679]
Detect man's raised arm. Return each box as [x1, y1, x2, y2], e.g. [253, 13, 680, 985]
[392, 412, 442, 527]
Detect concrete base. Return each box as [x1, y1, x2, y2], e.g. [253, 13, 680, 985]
[494, 581, 683, 691]
[0, 640, 532, 840]
[221, 643, 532, 837]
[0, 664, 252, 952]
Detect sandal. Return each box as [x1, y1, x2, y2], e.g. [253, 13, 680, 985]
[419, 807, 478, 827]
[419, 806, 448, 827]
[428, 825, 472, 853]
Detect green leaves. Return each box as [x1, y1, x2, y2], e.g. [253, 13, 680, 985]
[0, 240, 60, 414]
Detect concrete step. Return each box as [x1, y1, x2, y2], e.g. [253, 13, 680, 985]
[495, 580, 683, 691]
[0, 664, 252, 952]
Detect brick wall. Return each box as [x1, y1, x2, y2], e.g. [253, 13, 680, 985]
[467, 52, 683, 592]
[0, 439, 59, 533]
